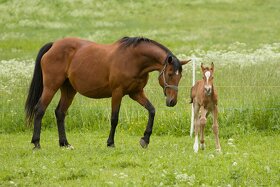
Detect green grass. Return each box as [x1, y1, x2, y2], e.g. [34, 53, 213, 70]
[0, 131, 279, 186]
[1, 0, 280, 186]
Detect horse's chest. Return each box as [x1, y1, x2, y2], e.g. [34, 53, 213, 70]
[125, 77, 147, 93]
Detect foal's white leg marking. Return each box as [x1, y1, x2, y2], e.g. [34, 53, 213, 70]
[193, 135, 199, 153]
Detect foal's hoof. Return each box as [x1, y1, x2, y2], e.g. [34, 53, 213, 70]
[140, 138, 148, 148]
[200, 143, 206, 150]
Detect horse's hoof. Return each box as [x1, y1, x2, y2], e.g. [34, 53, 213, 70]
[60, 144, 74, 150]
[107, 144, 115, 148]
[66, 144, 74, 150]
[33, 145, 41, 150]
[140, 138, 148, 148]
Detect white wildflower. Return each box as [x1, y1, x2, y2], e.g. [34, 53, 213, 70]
[232, 161, 237, 166]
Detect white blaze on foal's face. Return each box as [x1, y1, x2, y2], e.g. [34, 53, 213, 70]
[204, 70, 212, 95]
[205, 71, 211, 84]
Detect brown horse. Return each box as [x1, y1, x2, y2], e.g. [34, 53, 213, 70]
[190, 62, 221, 153]
[25, 37, 190, 149]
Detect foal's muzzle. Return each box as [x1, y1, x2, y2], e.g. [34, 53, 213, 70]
[204, 86, 212, 96]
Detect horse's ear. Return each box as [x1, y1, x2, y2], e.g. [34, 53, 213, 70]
[180, 59, 191, 66]
[211, 62, 214, 71]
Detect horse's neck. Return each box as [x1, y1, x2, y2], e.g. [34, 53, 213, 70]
[137, 44, 167, 75]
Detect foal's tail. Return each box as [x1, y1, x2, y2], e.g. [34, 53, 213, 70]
[25, 42, 53, 125]
[189, 87, 193, 104]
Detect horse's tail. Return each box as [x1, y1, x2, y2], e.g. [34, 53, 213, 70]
[25, 42, 53, 125]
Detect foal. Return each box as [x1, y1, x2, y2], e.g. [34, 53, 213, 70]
[190, 62, 221, 152]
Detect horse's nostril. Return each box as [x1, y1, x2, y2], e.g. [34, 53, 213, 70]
[169, 99, 177, 107]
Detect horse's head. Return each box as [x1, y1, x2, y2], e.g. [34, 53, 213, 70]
[201, 62, 214, 96]
[158, 55, 190, 107]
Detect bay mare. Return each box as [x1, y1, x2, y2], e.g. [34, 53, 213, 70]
[25, 36, 189, 149]
[190, 62, 221, 152]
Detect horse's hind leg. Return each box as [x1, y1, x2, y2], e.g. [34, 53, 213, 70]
[200, 107, 207, 150]
[55, 80, 76, 148]
[31, 88, 57, 149]
[212, 105, 221, 152]
[107, 89, 123, 147]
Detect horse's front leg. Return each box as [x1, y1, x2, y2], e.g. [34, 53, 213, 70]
[212, 105, 221, 152]
[129, 91, 155, 148]
[107, 90, 123, 147]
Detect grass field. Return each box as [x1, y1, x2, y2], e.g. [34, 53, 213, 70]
[1, 132, 279, 186]
[0, 0, 280, 186]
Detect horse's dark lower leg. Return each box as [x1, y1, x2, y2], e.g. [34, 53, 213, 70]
[55, 105, 69, 147]
[31, 103, 45, 149]
[140, 101, 155, 148]
[129, 91, 155, 148]
[31, 88, 58, 149]
[107, 109, 119, 147]
[107, 91, 122, 147]
[55, 82, 76, 148]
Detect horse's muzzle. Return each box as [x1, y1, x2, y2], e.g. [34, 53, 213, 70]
[166, 98, 177, 107]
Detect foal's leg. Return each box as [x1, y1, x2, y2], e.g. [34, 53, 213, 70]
[212, 105, 221, 151]
[31, 88, 57, 149]
[130, 91, 155, 148]
[193, 103, 200, 153]
[55, 81, 76, 148]
[107, 90, 123, 147]
[200, 107, 207, 150]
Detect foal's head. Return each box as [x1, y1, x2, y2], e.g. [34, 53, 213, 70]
[158, 55, 190, 107]
[201, 62, 215, 96]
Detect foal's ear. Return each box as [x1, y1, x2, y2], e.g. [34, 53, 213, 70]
[201, 63, 205, 70]
[180, 59, 191, 66]
[211, 62, 214, 71]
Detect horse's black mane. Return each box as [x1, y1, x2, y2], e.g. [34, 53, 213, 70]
[119, 36, 182, 72]
[119, 36, 171, 54]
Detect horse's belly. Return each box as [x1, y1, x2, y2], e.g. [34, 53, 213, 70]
[69, 77, 112, 98]
[80, 87, 112, 98]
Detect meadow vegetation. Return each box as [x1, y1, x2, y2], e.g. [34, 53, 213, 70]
[0, 0, 279, 186]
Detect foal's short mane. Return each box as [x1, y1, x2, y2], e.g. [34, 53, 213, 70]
[119, 36, 182, 72]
